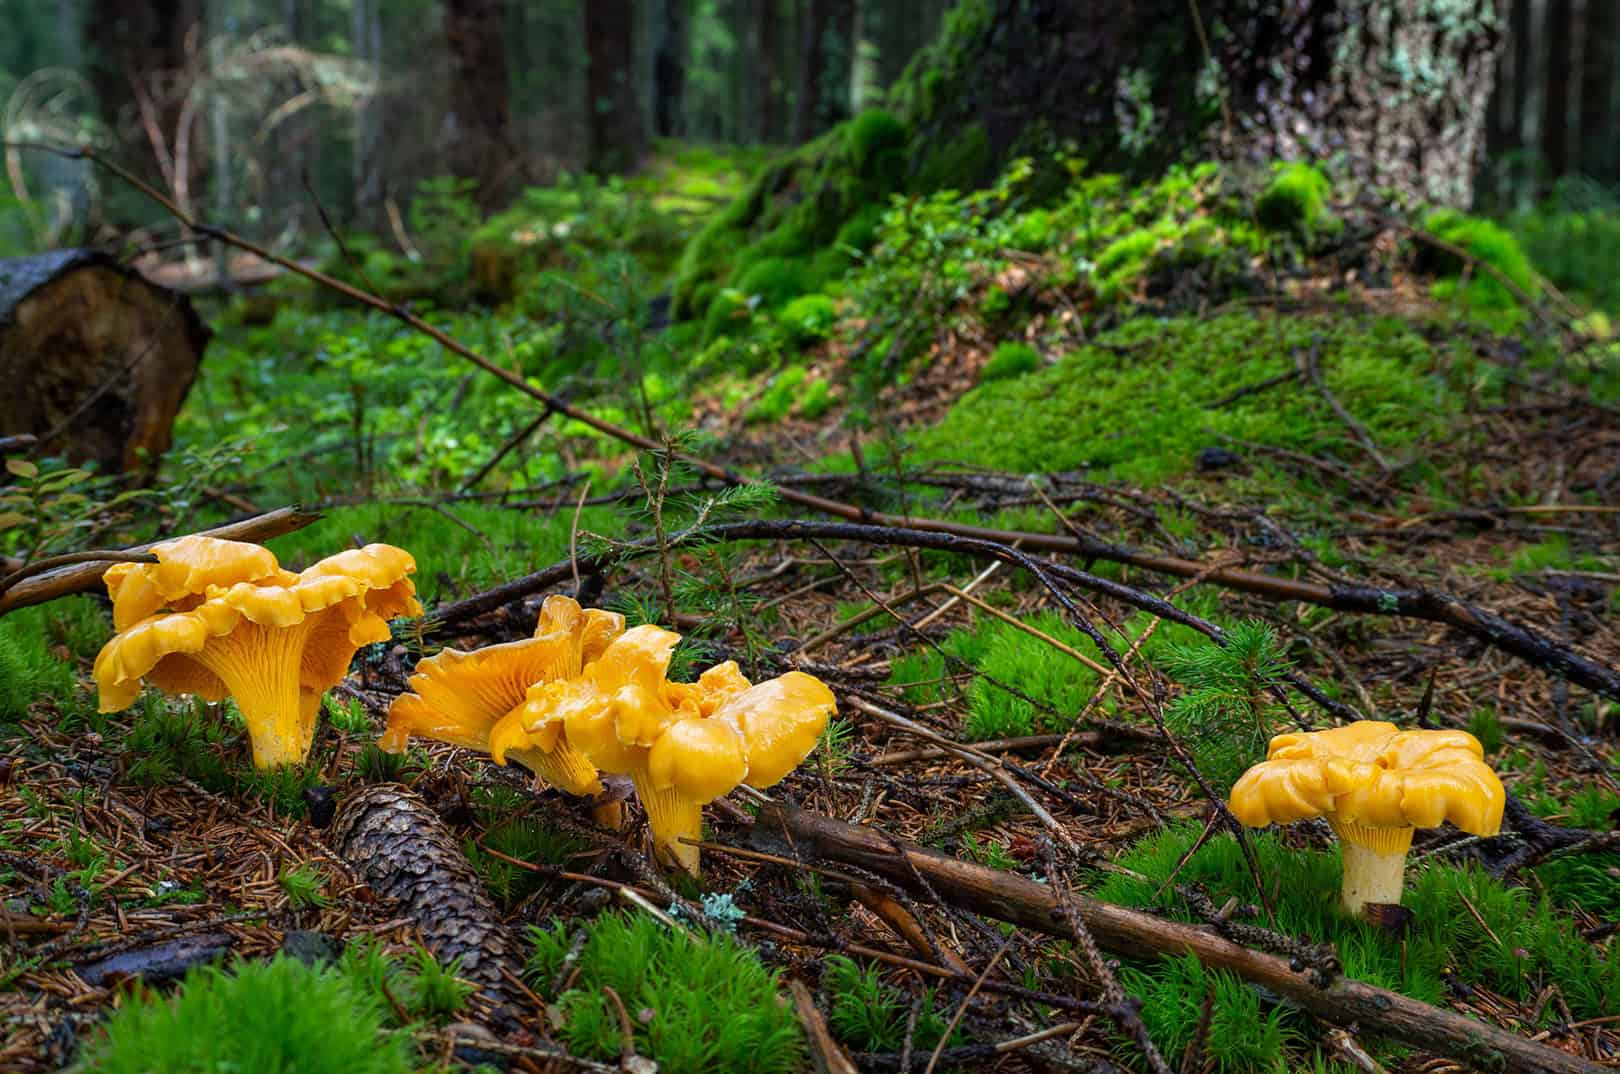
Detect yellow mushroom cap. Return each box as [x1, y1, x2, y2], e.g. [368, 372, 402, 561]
[1228, 721, 1505, 839]
[714, 671, 835, 789]
[104, 535, 291, 631]
[647, 718, 749, 803]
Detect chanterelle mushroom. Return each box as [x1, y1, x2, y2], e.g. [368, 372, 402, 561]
[490, 623, 835, 874]
[381, 595, 623, 800]
[94, 536, 421, 768]
[1228, 721, 1505, 916]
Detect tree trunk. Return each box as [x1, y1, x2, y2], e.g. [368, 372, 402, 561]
[0, 250, 209, 474]
[443, 0, 516, 209]
[351, 0, 385, 220]
[83, 0, 204, 194]
[794, 0, 856, 142]
[584, 0, 648, 175]
[889, 0, 1506, 207]
[1579, 0, 1615, 180]
[755, 0, 781, 141]
[1542, 0, 1572, 178]
[652, 0, 687, 137]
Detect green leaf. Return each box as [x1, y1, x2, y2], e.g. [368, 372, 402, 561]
[5, 459, 38, 479]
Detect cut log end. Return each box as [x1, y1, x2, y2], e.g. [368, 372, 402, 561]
[0, 249, 209, 473]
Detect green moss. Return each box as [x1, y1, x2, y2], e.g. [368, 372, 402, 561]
[846, 109, 908, 182]
[526, 912, 803, 1074]
[79, 955, 411, 1074]
[980, 341, 1039, 382]
[914, 123, 993, 193]
[915, 311, 1466, 486]
[0, 602, 97, 723]
[1093, 822, 1620, 1069]
[703, 288, 754, 343]
[798, 378, 834, 419]
[779, 293, 839, 345]
[1422, 208, 1537, 312]
[1255, 162, 1337, 236]
[834, 203, 887, 253]
[822, 954, 959, 1053]
[735, 257, 814, 311]
[746, 366, 809, 424]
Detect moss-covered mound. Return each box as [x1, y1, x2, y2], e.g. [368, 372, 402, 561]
[674, 109, 909, 323]
[911, 311, 1467, 486]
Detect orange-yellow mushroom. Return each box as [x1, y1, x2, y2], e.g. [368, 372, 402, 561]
[492, 623, 835, 874]
[382, 595, 623, 801]
[94, 537, 421, 769]
[1228, 720, 1505, 916]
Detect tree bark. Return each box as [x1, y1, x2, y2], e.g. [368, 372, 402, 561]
[351, 0, 385, 220]
[889, 0, 1506, 207]
[652, 0, 687, 137]
[444, 0, 517, 209]
[1541, 0, 1572, 178]
[83, 0, 204, 194]
[1579, 0, 1616, 180]
[794, 0, 856, 142]
[584, 0, 648, 175]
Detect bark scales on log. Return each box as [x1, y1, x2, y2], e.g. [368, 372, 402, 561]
[0, 249, 209, 473]
[330, 785, 523, 1011]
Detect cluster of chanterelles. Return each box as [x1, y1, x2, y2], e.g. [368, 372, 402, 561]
[383, 594, 835, 874]
[91, 539, 834, 874]
[93, 535, 421, 768]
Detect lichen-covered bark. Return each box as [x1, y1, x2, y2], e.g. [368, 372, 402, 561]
[892, 0, 1505, 206]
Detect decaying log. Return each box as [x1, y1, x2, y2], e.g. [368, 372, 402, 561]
[0, 249, 209, 473]
[0, 505, 321, 616]
[749, 804, 1609, 1074]
[330, 785, 522, 1011]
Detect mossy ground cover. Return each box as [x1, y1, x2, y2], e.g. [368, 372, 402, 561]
[4, 145, 1619, 1074]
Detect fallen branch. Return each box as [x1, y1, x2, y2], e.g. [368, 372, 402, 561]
[0, 550, 159, 599]
[427, 518, 1620, 712]
[0, 505, 321, 616]
[748, 804, 1608, 1074]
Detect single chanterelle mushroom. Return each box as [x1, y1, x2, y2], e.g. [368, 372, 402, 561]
[94, 535, 421, 768]
[381, 595, 622, 801]
[489, 623, 835, 874]
[1228, 721, 1505, 916]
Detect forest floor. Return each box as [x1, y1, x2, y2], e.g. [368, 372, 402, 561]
[2, 148, 1618, 1073]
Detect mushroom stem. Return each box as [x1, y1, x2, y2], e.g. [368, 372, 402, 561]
[1330, 820, 1414, 917]
[192, 620, 317, 769]
[507, 743, 603, 799]
[629, 771, 702, 875]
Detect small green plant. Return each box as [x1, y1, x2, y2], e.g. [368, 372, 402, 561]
[324, 695, 372, 734]
[526, 912, 804, 1074]
[278, 863, 330, 910]
[1422, 207, 1537, 314]
[746, 365, 810, 424]
[1467, 707, 1505, 755]
[77, 955, 412, 1074]
[466, 817, 584, 906]
[1161, 621, 1291, 790]
[821, 955, 958, 1053]
[1122, 954, 1300, 1073]
[400, 947, 473, 1022]
[980, 341, 1039, 382]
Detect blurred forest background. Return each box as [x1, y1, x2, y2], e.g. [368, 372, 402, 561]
[3, 0, 1616, 249]
[0, 0, 954, 250]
